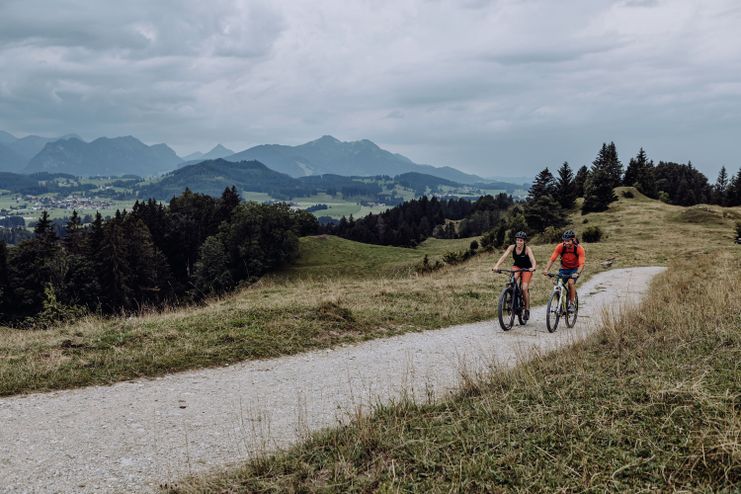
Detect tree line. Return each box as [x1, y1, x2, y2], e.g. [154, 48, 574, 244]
[327, 194, 514, 247]
[0, 186, 319, 325]
[329, 141, 741, 252]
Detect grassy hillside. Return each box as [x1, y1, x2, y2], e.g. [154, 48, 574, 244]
[0, 188, 738, 397]
[170, 251, 740, 493]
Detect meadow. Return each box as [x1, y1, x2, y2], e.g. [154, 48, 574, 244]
[0, 188, 738, 401]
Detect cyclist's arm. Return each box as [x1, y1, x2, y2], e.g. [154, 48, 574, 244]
[493, 245, 513, 270]
[576, 245, 586, 275]
[526, 246, 537, 270]
[543, 245, 561, 274]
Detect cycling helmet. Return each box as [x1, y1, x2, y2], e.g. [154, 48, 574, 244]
[514, 231, 528, 240]
[562, 229, 576, 240]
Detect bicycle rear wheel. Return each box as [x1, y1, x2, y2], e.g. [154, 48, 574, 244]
[565, 292, 579, 328]
[546, 290, 561, 333]
[498, 286, 515, 331]
[516, 290, 526, 326]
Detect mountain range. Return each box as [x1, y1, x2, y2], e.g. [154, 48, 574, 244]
[225, 135, 485, 184]
[0, 131, 509, 185]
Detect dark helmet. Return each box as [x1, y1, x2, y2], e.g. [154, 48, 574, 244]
[562, 229, 576, 240]
[514, 231, 528, 240]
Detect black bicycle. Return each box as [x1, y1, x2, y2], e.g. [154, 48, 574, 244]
[495, 268, 532, 331]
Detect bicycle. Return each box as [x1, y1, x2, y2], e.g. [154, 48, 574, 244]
[495, 268, 531, 331]
[545, 273, 579, 332]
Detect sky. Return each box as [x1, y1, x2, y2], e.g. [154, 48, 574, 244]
[1, 0, 740, 179]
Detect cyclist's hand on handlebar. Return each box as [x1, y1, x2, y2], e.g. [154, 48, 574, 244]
[529, 268, 535, 272]
[542, 271, 549, 277]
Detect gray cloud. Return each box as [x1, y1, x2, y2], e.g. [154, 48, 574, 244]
[0, 0, 739, 179]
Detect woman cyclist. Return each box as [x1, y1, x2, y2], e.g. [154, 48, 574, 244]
[493, 231, 537, 321]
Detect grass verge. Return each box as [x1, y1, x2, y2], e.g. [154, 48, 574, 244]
[167, 251, 740, 493]
[0, 189, 738, 396]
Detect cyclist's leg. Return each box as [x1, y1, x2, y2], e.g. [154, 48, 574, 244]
[567, 277, 576, 302]
[520, 271, 532, 309]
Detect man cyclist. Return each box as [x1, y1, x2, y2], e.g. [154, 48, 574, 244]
[543, 230, 585, 313]
[493, 231, 537, 321]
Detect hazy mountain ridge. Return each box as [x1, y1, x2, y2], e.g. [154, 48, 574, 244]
[182, 144, 235, 162]
[26, 136, 181, 176]
[224, 135, 489, 184]
[0, 130, 507, 184]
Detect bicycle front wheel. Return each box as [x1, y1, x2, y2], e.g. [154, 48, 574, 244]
[565, 292, 579, 328]
[498, 286, 515, 331]
[546, 290, 561, 333]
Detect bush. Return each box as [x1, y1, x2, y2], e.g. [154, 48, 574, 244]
[469, 240, 479, 252]
[736, 222, 741, 240]
[540, 226, 562, 244]
[442, 249, 475, 265]
[582, 226, 603, 243]
[417, 254, 444, 274]
[622, 190, 634, 198]
[658, 191, 670, 203]
[582, 218, 589, 224]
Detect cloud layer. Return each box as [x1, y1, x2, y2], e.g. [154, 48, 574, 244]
[1, 0, 739, 177]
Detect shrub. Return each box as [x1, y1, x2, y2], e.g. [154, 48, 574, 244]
[658, 191, 670, 203]
[736, 221, 741, 240]
[417, 254, 444, 274]
[540, 226, 563, 244]
[469, 240, 479, 252]
[582, 218, 589, 224]
[622, 190, 634, 198]
[582, 226, 603, 243]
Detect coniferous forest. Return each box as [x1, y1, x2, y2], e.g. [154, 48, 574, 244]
[0, 186, 318, 325]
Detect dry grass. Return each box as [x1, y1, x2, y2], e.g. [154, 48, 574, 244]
[0, 187, 739, 396]
[167, 251, 741, 493]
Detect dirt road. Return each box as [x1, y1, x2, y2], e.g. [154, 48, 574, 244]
[0, 266, 664, 493]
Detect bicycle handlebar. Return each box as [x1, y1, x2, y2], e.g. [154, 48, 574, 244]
[495, 268, 534, 273]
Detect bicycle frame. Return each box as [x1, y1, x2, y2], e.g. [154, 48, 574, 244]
[546, 273, 579, 331]
[495, 268, 530, 330]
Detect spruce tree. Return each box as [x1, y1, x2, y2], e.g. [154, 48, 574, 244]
[555, 161, 577, 209]
[574, 166, 589, 197]
[713, 166, 729, 206]
[582, 144, 618, 213]
[605, 142, 623, 187]
[624, 148, 648, 186]
[527, 168, 558, 200]
[727, 168, 741, 207]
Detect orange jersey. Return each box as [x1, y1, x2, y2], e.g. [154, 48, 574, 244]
[550, 243, 585, 269]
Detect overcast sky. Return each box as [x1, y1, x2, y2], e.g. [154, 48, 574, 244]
[1, 0, 739, 178]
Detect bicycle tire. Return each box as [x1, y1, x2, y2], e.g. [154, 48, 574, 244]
[546, 290, 561, 333]
[565, 292, 579, 328]
[498, 286, 515, 331]
[517, 290, 526, 325]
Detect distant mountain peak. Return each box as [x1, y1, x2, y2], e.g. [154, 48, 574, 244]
[310, 135, 340, 145]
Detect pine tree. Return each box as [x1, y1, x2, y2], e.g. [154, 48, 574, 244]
[527, 168, 558, 200]
[727, 168, 741, 207]
[63, 210, 84, 255]
[574, 166, 589, 197]
[582, 144, 618, 213]
[555, 161, 577, 209]
[713, 166, 729, 206]
[624, 148, 648, 186]
[605, 142, 623, 187]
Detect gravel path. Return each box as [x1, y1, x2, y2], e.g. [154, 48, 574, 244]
[0, 267, 664, 493]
